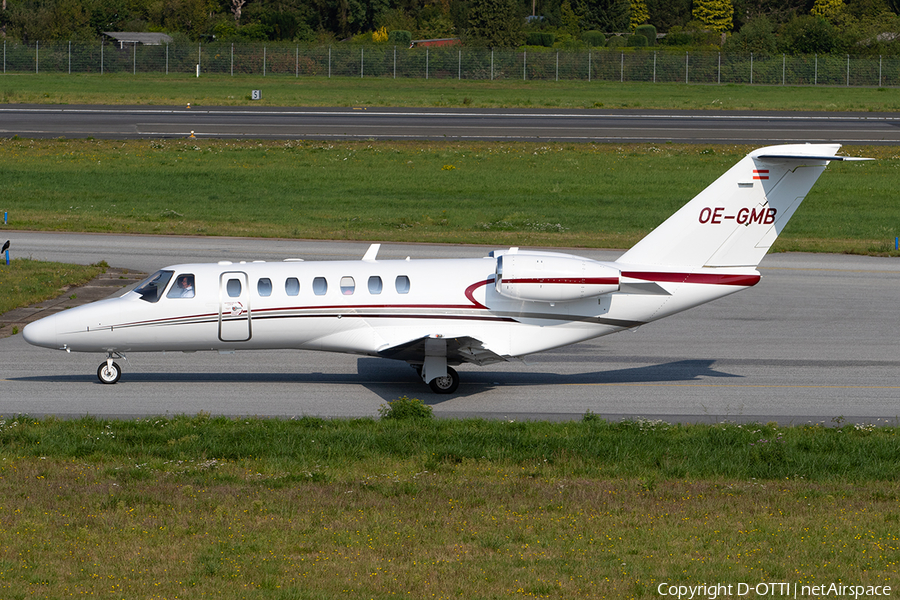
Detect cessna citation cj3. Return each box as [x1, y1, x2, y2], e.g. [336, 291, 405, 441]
[24, 144, 864, 393]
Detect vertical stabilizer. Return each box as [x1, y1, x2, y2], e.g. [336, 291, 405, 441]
[617, 144, 846, 269]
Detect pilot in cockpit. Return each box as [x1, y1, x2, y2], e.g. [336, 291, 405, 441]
[173, 275, 194, 298]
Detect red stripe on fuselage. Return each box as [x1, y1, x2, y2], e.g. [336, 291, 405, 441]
[622, 271, 760, 286]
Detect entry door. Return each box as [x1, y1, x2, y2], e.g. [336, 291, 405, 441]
[219, 272, 251, 342]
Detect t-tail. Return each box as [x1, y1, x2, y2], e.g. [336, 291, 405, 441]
[617, 144, 861, 270]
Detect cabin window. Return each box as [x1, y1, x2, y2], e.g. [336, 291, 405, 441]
[257, 278, 272, 297]
[395, 275, 410, 294]
[340, 276, 355, 295]
[167, 274, 195, 299]
[368, 276, 383, 294]
[285, 277, 300, 296]
[135, 270, 173, 303]
[313, 277, 328, 296]
[226, 278, 242, 298]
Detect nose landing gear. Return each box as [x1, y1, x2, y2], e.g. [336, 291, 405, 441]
[97, 352, 125, 384]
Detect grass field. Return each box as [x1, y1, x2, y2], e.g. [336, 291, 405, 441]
[2, 138, 897, 255]
[0, 258, 103, 315]
[0, 412, 897, 599]
[3, 73, 900, 111]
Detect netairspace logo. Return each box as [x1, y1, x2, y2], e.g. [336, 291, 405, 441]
[657, 582, 893, 599]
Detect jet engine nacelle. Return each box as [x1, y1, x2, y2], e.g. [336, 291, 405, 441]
[495, 252, 620, 302]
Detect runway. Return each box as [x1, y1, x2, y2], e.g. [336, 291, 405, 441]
[2, 232, 898, 424]
[3, 105, 900, 144]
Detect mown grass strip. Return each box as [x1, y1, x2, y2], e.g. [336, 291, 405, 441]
[0, 415, 897, 598]
[2, 139, 897, 255]
[4, 73, 900, 112]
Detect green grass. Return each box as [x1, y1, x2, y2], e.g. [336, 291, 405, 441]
[0, 258, 103, 315]
[0, 415, 897, 598]
[2, 139, 897, 255]
[3, 73, 900, 111]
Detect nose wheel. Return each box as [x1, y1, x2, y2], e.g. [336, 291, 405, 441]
[97, 353, 125, 384]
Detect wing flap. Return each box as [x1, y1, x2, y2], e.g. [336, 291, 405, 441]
[378, 335, 510, 366]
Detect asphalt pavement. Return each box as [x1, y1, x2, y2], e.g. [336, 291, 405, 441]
[1, 232, 897, 424]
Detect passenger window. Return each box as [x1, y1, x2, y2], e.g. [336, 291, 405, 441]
[368, 276, 383, 294]
[135, 270, 173, 303]
[167, 274, 195, 298]
[226, 278, 242, 298]
[313, 277, 327, 296]
[257, 278, 272, 297]
[340, 276, 355, 295]
[285, 277, 300, 296]
[395, 275, 410, 294]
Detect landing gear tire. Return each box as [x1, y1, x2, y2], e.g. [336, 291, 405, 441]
[97, 361, 122, 384]
[428, 367, 459, 394]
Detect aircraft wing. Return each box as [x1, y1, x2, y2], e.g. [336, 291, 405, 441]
[378, 335, 511, 366]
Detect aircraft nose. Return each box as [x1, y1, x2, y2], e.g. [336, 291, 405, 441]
[23, 315, 59, 349]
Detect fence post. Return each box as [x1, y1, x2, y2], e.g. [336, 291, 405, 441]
[296, 45, 298, 77]
[555, 50, 558, 81]
[427, 47, 430, 80]
[394, 46, 397, 79]
[328, 47, 331, 78]
[36, 41, 38, 74]
[717, 52, 720, 84]
[491, 49, 493, 80]
[264, 46, 267, 77]
[879, 55, 882, 87]
[230, 43, 233, 76]
[101, 41, 103, 75]
[815, 54, 817, 85]
[620, 52, 624, 82]
[685, 51, 688, 84]
[782, 54, 785, 85]
[360, 47, 363, 78]
[166, 43, 169, 75]
[653, 51, 657, 83]
[846, 54, 849, 86]
[750, 52, 753, 85]
[588, 51, 591, 82]
[458, 49, 461, 80]
[68, 41, 71, 74]
[133, 41, 136, 75]
[523, 49, 526, 80]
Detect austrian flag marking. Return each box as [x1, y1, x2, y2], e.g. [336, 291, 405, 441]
[752, 169, 769, 180]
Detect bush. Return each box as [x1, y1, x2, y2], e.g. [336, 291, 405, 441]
[378, 396, 433, 420]
[389, 30, 412, 47]
[606, 35, 627, 47]
[627, 34, 648, 47]
[526, 31, 556, 47]
[635, 24, 657, 46]
[581, 30, 606, 47]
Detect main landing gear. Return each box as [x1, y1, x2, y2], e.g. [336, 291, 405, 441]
[413, 364, 460, 394]
[97, 352, 125, 384]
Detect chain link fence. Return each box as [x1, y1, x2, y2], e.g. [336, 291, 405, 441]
[2, 41, 898, 86]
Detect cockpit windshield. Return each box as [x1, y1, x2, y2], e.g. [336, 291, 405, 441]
[134, 270, 174, 303]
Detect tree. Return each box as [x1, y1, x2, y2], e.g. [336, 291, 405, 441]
[466, 0, 524, 47]
[811, 0, 846, 22]
[630, 0, 648, 29]
[779, 15, 841, 53]
[692, 0, 733, 32]
[723, 14, 776, 53]
[577, 0, 630, 32]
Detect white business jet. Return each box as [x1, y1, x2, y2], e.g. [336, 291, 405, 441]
[24, 144, 862, 393]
